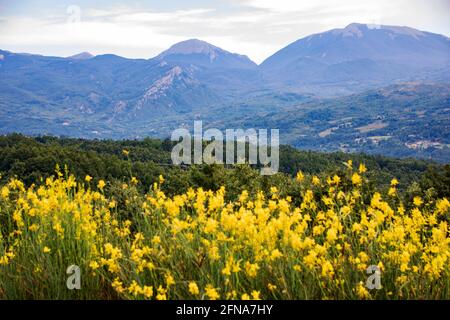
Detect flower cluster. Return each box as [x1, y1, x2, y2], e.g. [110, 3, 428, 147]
[0, 164, 449, 299]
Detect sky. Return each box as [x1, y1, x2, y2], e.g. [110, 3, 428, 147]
[0, 0, 449, 64]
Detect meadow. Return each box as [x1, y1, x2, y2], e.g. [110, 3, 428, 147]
[0, 157, 448, 300]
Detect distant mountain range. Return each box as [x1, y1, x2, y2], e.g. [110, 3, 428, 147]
[260, 23, 450, 94]
[0, 23, 449, 161]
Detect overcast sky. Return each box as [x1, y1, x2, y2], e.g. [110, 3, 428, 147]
[0, 0, 449, 64]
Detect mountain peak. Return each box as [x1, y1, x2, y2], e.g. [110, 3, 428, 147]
[340, 23, 366, 37]
[158, 39, 224, 61]
[156, 39, 256, 69]
[68, 52, 94, 60]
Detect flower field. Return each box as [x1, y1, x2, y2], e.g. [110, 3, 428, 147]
[0, 163, 449, 300]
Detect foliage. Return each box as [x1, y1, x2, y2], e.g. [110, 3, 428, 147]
[0, 134, 447, 200]
[0, 162, 449, 299]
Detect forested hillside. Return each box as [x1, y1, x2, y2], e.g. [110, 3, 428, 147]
[0, 134, 448, 200]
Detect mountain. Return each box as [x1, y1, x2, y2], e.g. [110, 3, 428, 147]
[260, 23, 450, 94]
[68, 52, 94, 60]
[0, 25, 449, 161]
[156, 39, 256, 69]
[154, 39, 262, 100]
[0, 40, 258, 137]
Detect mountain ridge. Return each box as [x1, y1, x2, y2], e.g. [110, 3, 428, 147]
[3, 23, 448, 64]
[0, 23, 449, 161]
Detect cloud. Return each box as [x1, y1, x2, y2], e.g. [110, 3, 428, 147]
[240, 0, 392, 13]
[113, 9, 214, 23]
[0, 7, 216, 59]
[0, 1, 448, 64]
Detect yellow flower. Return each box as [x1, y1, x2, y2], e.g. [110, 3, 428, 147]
[341, 205, 351, 217]
[28, 223, 39, 232]
[312, 176, 321, 186]
[293, 265, 302, 272]
[159, 175, 165, 184]
[267, 283, 277, 292]
[344, 159, 353, 169]
[388, 187, 396, 197]
[321, 260, 334, 278]
[351, 173, 362, 185]
[222, 265, 231, 276]
[326, 228, 338, 243]
[152, 235, 161, 245]
[296, 171, 304, 182]
[165, 273, 175, 287]
[43, 246, 51, 254]
[241, 293, 250, 300]
[89, 261, 99, 270]
[97, 180, 106, 190]
[131, 177, 139, 185]
[1, 186, 10, 198]
[245, 262, 260, 278]
[396, 275, 407, 285]
[332, 175, 341, 185]
[0, 256, 10, 265]
[128, 280, 143, 296]
[413, 196, 423, 207]
[188, 282, 199, 295]
[269, 249, 283, 261]
[85, 175, 92, 182]
[436, 198, 450, 215]
[111, 278, 124, 294]
[204, 218, 218, 234]
[356, 281, 371, 299]
[122, 149, 129, 156]
[143, 286, 153, 299]
[359, 163, 367, 173]
[239, 190, 249, 203]
[156, 286, 167, 300]
[251, 290, 261, 300]
[390, 178, 399, 186]
[205, 285, 220, 300]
